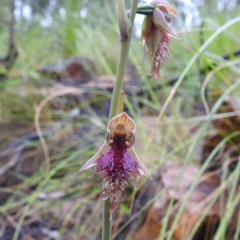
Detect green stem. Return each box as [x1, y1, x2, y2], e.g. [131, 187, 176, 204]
[109, 0, 138, 119]
[115, 0, 128, 39]
[102, 0, 138, 239]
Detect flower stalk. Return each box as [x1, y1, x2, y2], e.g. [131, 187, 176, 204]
[103, 0, 138, 239]
[104, 1, 138, 237]
[79, 2, 180, 240]
[80, 106, 151, 239]
[79, 1, 180, 240]
[79, 0, 146, 239]
[109, 0, 138, 120]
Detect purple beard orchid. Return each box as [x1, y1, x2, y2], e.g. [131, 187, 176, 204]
[80, 112, 152, 214]
[141, 0, 180, 79]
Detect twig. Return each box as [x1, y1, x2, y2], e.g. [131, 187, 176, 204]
[0, 124, 62, 176]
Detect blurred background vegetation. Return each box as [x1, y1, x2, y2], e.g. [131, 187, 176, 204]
[0, 0, 240, 239]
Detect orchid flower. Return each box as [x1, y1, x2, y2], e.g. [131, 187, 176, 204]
[80, 112, 151, 214]
[138, 0, 180, 79]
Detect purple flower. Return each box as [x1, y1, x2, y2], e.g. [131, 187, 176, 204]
[80, 112, 151, 214]
[141, 0, 180, 79]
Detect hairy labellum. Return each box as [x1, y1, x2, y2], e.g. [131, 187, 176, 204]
[80, 112, 151, 214]
[140, 0, 180, 79]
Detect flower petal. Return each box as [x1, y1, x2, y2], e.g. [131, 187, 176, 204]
[108, 112, 136, 138]
[108, 112, 136, 135]
[79, 142, 111, 171]
[108, 179, 128, 214]
[152, 59, 161, 80]
[99, 147, 148, 214]
[151, 33, 170, 79]
[127, 147, 152, 179]
[153, 8, 180, 39]
[141, 15, 154, 46]
[151, 0, 177, 16]
[142, 16, 163, 60]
